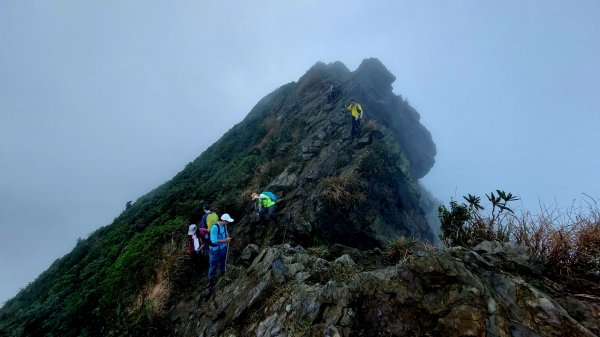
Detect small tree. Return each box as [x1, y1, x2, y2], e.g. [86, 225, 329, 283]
[439, 190, 519, 247]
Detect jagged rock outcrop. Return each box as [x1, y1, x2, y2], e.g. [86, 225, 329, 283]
[232, 58, 437, 249]
[345, 58, 435, 179]
[173, 241, 599, 337]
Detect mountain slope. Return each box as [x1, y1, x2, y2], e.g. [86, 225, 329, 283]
[0, 58, 438, 336]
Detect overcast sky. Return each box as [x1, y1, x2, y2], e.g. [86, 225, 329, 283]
[1, 1, 599, 305]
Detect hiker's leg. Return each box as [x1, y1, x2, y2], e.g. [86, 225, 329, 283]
[201, 251, 209, 267]
[192, 251, 202, 267]
[189, 252, 199, 277]
[218, 248, 227, 275]
[351, 117, 359, 137]
[208, 250, 219, 282]
[268, 205, 277, 227]
[258, 208, 267, 227]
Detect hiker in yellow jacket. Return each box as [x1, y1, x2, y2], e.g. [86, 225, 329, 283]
[346, 99, 364, 138]
[251, 192, 277, 228]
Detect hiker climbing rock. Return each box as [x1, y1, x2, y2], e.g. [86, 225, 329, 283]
[200, 204, 219, 231]
[251, 191, 277, 228]
[346, 98, 363, 138]
[208, 213, 233, 286]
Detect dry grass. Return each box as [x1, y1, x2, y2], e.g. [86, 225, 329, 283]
[295, 71, 325, 103]
[320, 173, 367, 207]
[443, 195, 600, 280]
[129, 239, 186, 317]
[257, 117, 283, 149]
[244, 158, 287, 198]
[363, 120, 378, 132]
[386, 237, 417, 262]
[240, 187, 257, 204]
[512, 200, 600, 278]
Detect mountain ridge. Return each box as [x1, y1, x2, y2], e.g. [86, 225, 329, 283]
[2, 58, 598, 337]
[0, 58, 474, 336]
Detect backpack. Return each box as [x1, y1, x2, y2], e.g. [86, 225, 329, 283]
[206, 212, 219, 232]
[261, 191, 277, 202]
[186, 236, 194, 256]
[198, 227, 210, 255]
[208, 224, 226, 247]
[187, 225, 200, 256]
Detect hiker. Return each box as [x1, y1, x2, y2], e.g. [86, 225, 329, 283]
[345, 99, 364, 138]
[200, 204, 219, 231]
[251, 191, 277, 228]
[187, 224, 201, 257]
[208, 213, 233, 286]
[327, 84, 337, 102]
[187, 224, 207, 275]
[188, 224, 210, 258]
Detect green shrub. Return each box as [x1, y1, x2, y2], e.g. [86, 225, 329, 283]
[440, 191, 599, 280]
[439, 190, 518, 247]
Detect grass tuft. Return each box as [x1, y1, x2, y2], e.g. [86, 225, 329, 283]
[320, 173, 367, 207]
[513, 201, 600, 278]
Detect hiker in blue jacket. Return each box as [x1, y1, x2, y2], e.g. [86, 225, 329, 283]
[208, 213, 233, 286]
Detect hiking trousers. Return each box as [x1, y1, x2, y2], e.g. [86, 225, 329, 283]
[258, 205, 277, 227]
[208, 247, 227, 281]
[351, 117, 361, 137]
[258, 205, 276, 220]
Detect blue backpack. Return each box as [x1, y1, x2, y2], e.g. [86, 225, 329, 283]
[261, 191, 277, 202]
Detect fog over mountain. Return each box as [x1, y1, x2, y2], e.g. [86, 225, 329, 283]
[1, 0, 599, 307]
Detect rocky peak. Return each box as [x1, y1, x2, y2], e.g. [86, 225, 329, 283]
[230, 58, 438, 250]
[353, 57, 397, 90]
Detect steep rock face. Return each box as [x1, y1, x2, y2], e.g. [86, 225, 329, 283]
[232, 59, 436, 249]
[173, 242, 599, 337]
[345, 58, 436, 179]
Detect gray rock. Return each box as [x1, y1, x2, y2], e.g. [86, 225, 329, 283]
[183, 244, 597, 337]
[287, 262, 306, 277]
[333, 254, 355, 266]
[271, 258, 290, 282]
[240, 243, 260, 263]
[256, 314, 284, 337]
[473, 240, 503, 255]
[269, 167, 298, 187]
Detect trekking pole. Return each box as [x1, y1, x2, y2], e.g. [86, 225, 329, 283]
[224, 225, 231, 273]
[282, 211, 291, 244]
[224, 243, 229, 273]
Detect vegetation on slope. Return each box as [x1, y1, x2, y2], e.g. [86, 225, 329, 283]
[0, 83, 295, 337]
[439, 191, 600, 280]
